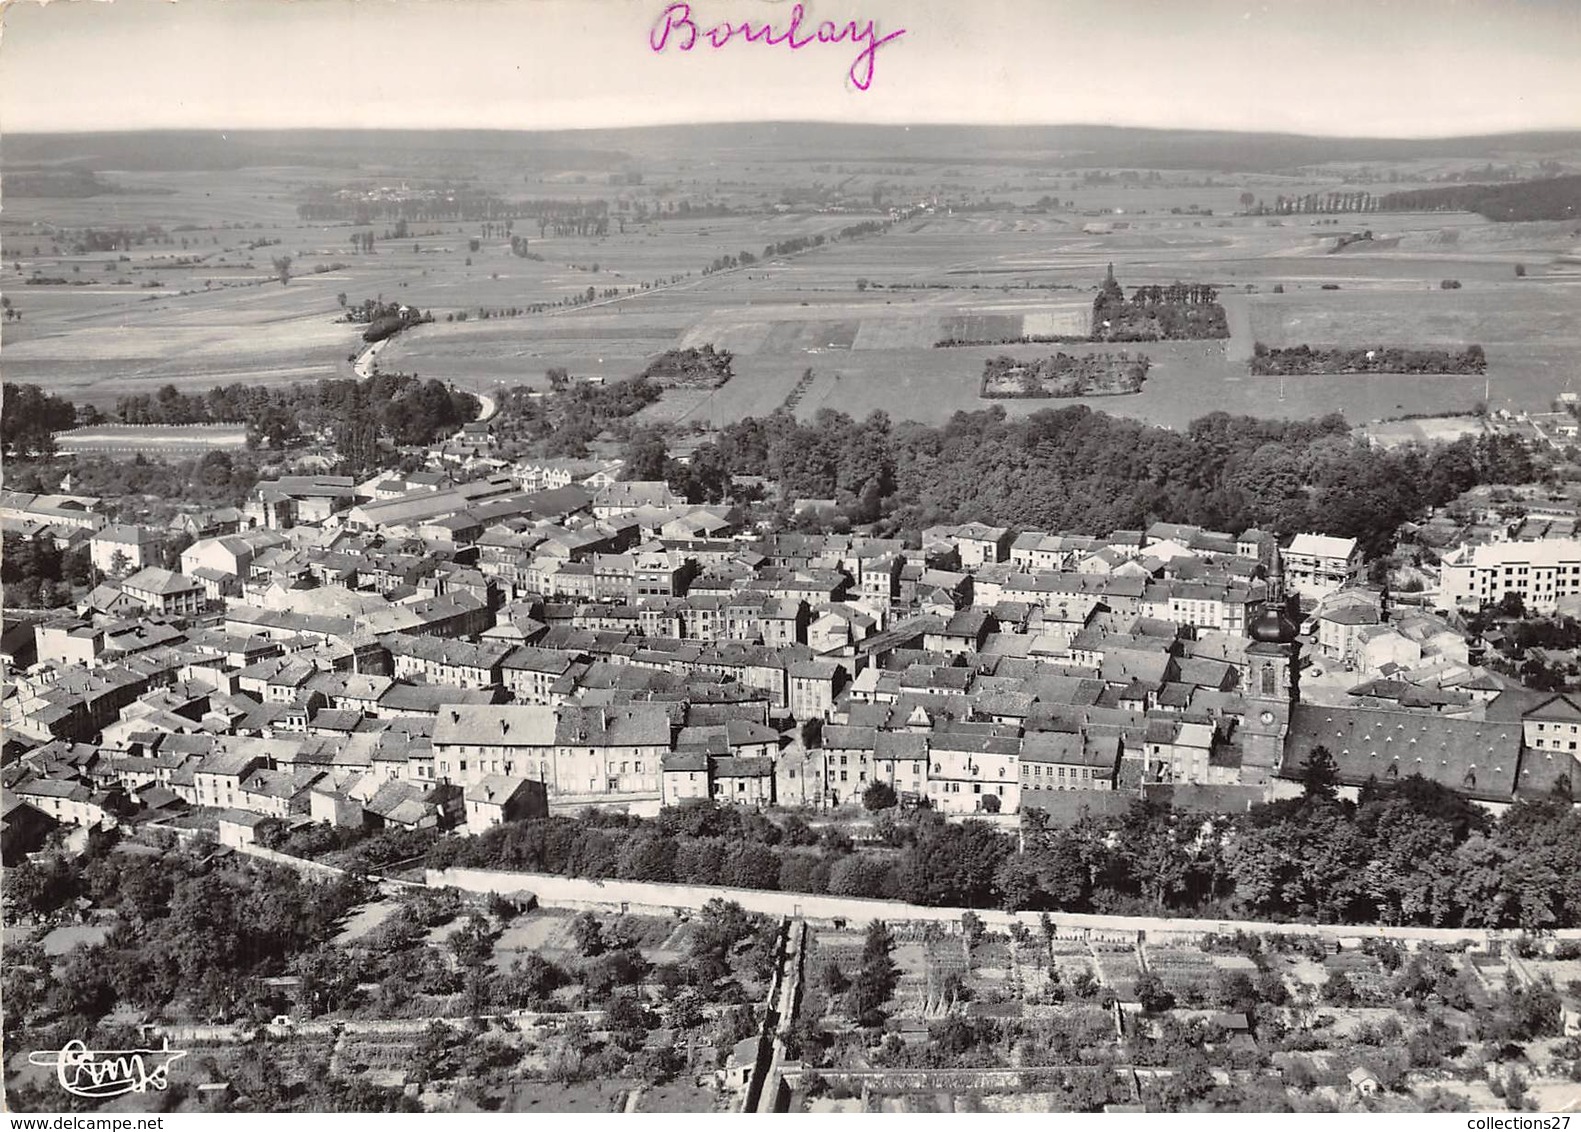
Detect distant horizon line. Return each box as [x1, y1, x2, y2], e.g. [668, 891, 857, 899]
[10, 120, 1581, 143]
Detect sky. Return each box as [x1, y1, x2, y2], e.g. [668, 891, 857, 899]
[2, 0, 1579, 137]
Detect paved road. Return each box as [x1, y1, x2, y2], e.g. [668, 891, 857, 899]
[352, 336, 387, 379]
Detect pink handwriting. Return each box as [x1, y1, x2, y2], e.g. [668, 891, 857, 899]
[649, 3, 906, 92]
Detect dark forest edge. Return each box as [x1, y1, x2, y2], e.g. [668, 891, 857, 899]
[1376, 174, 1581, 223]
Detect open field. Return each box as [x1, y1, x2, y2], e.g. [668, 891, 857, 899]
[6, 134, 1580, 429]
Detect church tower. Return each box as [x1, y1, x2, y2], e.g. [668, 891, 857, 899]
[1240, 541, 1301, 781]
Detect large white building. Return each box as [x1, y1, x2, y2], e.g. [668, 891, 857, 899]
[1441, 537, 1581, 614]
[1282, 533, 1363, 600]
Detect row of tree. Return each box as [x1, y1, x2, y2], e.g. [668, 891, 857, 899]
[424, 770, 1579, 930]
[1250, 343, 1487, 376]
[98, 374, 478, 459]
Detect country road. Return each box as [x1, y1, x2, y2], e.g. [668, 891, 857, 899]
[352, 333, 495, 424]
[1220, 291, 1256, 365]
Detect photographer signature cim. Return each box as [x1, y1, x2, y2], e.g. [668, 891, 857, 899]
[28, 1039, 187, 1099]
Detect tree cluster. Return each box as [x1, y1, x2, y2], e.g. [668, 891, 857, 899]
[5, 831, 367, 1049]
[2, 383, 77, 458]
[492, 375, 662, 459]
[637, 345, 734, 390]
[1092, 272, 1228, 342]
[980, 351, 1150, 398]
[4, 450, 260, 521]
[104, 374, 478, 462]
[0, 533, 93, 607]
[1250, 343, 1487, 377]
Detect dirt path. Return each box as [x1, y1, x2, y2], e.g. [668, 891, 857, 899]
[1220, 291, 1256, 365]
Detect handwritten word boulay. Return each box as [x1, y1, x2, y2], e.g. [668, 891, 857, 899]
[649, 2, 906, 91]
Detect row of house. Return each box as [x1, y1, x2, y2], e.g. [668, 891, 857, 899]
[8, 459, 1572, 869]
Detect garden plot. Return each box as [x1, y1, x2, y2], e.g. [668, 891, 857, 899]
[1209, 954, 1260, 974]
[969, 936, 1015, 980]
[334, 899, 400, 947]
[336, 1037, 421, 1087]
[605, 913, 675, 950]
[489, 909, 580, 969]
[1090, 943, 1143, 1000]
[1049, 940, 1096, 983]
[812, 929, 868, 992]
[40, 921, 114, 956]
[921, 936, 971, 1016]
[890, 941, 933, 1017]
[1014, 940, 1050, 980]
[1144, 944, 1218, 998]
[1464, 950, 1514, 992]
[656, 919, 700, 957]
[1323, 951, 1388, 998]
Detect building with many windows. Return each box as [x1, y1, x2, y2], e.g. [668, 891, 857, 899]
[1282, 533, 1363, 600]
[1441, 537, 1581, 614]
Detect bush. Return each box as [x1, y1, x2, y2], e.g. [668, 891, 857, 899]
[861, 782, 898, 812]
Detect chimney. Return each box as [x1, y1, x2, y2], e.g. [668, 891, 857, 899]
[451, 710, 460, 723]
[501, 720, 510, 735]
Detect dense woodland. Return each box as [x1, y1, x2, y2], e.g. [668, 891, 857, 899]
[1250, 344, 1487, 377]
[980, 351, 1150, 398]
[670, 403, 1537, 558]
[1378, 175, 1581, 222]
[426, 770, 1581, 930]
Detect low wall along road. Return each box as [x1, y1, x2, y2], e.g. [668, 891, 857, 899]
[426, 868, 1581, 945]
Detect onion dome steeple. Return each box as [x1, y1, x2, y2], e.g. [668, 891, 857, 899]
[1250, 540, 1299, 644]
